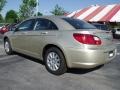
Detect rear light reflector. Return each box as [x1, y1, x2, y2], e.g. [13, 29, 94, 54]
[73, 33, 101, 45]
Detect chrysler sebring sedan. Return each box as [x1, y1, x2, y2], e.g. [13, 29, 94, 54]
[3, 16, 117, 75]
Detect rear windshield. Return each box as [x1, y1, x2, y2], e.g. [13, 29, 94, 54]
[62, 18, 96, 29]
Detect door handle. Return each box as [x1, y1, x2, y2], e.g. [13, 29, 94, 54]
[41, 32, 48, 35]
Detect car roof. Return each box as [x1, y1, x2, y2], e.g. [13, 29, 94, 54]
[21, 16, 75, 30]
[28, 15, 66, 19]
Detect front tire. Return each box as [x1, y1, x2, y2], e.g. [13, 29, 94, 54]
[4, 39, 13, 55]
[44, 47, 67, 75]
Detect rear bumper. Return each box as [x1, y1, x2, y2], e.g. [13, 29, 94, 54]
[65, 45, 117, 68]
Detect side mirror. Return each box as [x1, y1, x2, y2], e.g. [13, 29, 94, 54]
[12, 27, 19, 32]
[15, 27, 19, 32]
[10, 27, 16, 31]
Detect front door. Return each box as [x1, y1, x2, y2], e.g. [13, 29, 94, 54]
[11, 19, 35, 52]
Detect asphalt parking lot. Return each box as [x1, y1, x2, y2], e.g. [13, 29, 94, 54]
[0, 38, 120, 90]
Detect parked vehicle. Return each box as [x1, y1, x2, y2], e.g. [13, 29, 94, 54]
[0, 24, 9, 34]
[91, 23, 109, 31]
[3, 16, 117, 75]
[112, 28, 120, 39]
[0, 23, 5, 29]
[0, 24, 17, 34]
[91, 23, 118, 39]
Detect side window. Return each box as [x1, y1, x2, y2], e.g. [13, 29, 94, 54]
[18, 19, 35, 31]
[35, 19, 58, 30]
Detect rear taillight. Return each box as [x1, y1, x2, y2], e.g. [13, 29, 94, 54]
[73, 33, 101, 45]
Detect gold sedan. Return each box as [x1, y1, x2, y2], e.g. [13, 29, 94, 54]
[3, 16, 117, 75]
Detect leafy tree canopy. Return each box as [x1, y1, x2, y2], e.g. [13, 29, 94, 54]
[51, 4, 67, 16]
[0, 0, 6, 12]
[19, 0, 37, 20]
[37, 12, 43, 16]
[0, 14, 3, 22]
[5, 10, 18, 23]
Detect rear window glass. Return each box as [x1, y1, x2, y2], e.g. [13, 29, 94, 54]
[62, 18, 96, 29]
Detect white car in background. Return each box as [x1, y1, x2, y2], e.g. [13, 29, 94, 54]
[115, 28, 120, 34]
[113, 28, 120, 39]
[91, 23, 109, 31]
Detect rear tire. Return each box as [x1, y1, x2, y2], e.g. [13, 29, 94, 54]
[4, 39, 13, 55]
[44, 47, 67, 75]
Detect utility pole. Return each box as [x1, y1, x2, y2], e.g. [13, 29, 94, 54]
[36, 0, 39, 16]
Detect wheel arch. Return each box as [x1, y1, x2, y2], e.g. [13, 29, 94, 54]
[3, 36, 14, 55]
[4, 36, 9, 41]
[42, 44, 68, 67]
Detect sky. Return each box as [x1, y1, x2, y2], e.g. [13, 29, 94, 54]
[1, 0, 120, 16]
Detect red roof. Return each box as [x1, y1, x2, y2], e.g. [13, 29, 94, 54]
[66, 4, 120, 22]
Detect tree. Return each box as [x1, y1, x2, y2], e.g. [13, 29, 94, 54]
[5, 10, 18, 23]
[51, 4, 67, 16]
[34, 12, 43, 16]
[0, 14, 3, 22]
[0, 0, 7, 12]
[19, 0, 37, 20]
[37, 12, 43, 16]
